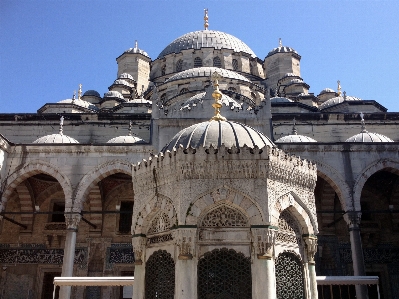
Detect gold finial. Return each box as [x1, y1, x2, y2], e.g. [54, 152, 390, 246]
[279, 38, 282, 47]
[72, 90, 76, 102]
[337, 80, 341, 96]
[78, 84, 82, 100]
[135, 40, 138, 49]
[59, 116, 64, 135]
[204, 9, 209, 30]
[359, 112, 367, 133]
[210, 71, 226, 121]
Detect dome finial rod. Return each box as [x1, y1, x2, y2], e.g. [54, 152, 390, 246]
[135, 40, 138, 49]
[72, 90, 76, 103]
[210, 71, 226, 121]
[292, 118, 298, 135]
[337, 80, 341, 96]
[59, 116, 64, 135]
[360, 112, 367, 133]
[279, 38, 282, 47]
[78, 84, 82, 100]
[204, 8, 209, 30]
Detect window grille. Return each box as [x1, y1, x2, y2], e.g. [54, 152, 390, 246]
[161, 65, 166, 76]
[119, 201, 133, 233]
[198, 248, 252, 299]
[145, 250, 175, 299]
[232, 59, 239, 71]
[213, 56, 222, 68]
[176, 59, 183, 72]
[194, 57, 202, 68]
[179, 88, 189, 94]
[228, 87, 236, 92]
[160, 93, 166, 103]
[275, 252, 305, 299]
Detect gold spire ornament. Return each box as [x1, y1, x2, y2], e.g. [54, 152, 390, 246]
[204, 9, 209, 30]
[78, 84, 82, 100]
[279, 38, 282, 47]
[337, 80, 341, 96]
[210, 71, 226, 121]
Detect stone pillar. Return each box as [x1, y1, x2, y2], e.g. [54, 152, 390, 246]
[251, 228, 277, 299]
[59, 213, 81, 299]
[132, 235, 146, 299]
[344, 212, 369, 299]
[304, 236, 318, 299]
[173, 228, 197, 299]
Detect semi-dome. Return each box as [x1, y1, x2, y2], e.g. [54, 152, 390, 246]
[319, 95, 362, 110]
[33, 133, 79, 144]
[271, 97, 293, 103]
[180, 92, 241, 111]
[83, 90, 101, 98]
[345, 132, 393, 142]
[165, 67, 250, 84]
[157, 30, 256, 59]
[103, 90, 125, 101]
[57, 98, 98, 111]
[107, 135, 144, 144]
[163, 120, 274, 152]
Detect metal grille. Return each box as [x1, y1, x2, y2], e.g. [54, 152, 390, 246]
[145, 250, 175, 299]
[198, 248, 252, 299]
[176, 59, 183, 72]
[194, 57, 203, 68]
[275, 252, 304, 299]
[213, 57, 222, 68]
[232, 59, 239, 70]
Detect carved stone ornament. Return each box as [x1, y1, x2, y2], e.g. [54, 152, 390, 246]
[304, 236, 318, 264]
[343, 211, 362, 229]
[132, 236, 146, 265]
[172, 229, 196, 260]
[65, 213, 81, 230]
[251, 228, 276, 259]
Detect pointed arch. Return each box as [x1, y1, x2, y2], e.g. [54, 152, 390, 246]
[73, 160, 132, 211]
[0, 160, 72, 212]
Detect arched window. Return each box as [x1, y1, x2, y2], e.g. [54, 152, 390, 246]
[176, 59, 183, 72]
[194, 57, 202, 68]
[145, 250, 175, 299]
[232, 59, 239, 71]
[179, 88, 189, 94]
[198, 248, 252, 299]
[161, 65, 166, 76]
[160, 93, 166, 103]
[213, 56, 222, 68]
[275, 252, 304, 299]
[251, 92, 256, 100]
[228, 87, 236, 92]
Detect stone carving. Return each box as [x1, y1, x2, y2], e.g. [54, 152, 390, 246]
[304, 236, 318, 263]
[172, 229, 196, 259]
[147, 212, 171, 234]
[276, 210, 302, 245]
[343, 211, 362, 228]
[147, 234, 173, 245]
[132, 236, 146, 265]
[65, 213, 81, 230]
[201, 205, 247, 227]
[251, 228, 276, 259]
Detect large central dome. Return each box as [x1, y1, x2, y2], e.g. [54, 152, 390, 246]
[157, 30, 256, 59]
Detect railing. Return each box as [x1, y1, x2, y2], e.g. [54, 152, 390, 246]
[317, 276, 380, 299]
[53, 277, 134, 299]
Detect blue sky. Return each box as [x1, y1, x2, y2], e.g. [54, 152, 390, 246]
[1, 0, 398, 113]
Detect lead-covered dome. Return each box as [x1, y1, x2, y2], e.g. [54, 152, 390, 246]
[163, 120, 274, 152]
[319, 95, 362, 110]
[107, 135, 144, 144]
[157, 30, 256, 59]
[33, 132, 79, 144]
[57, 98, 99, 111]
[275, 135, 317, 143]
[345, 132, 393, 142]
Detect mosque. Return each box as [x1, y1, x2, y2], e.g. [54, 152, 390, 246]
[0, 10, 398, 299]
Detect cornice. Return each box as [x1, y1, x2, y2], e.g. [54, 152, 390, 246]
[278, 142, 399, 153]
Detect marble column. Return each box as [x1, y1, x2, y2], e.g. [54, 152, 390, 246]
[59, 213, 81, 299]
[132, 235, 146, 299]
[173, 228, 197, 299]
[344, 212, 369, 299]
[304, 236, 318, 299]
[251, 227, 277, 299]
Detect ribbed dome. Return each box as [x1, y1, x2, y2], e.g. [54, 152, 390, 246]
[57, 98, 99, 111]
[267, 46, 298, 57]
[158, 30, 256, 59]
[113, 79, 134, 87]
[275, 135, 317, 143]
[124, 46, 149, 58]
[103, 91, 125, 101]
[107, 135, 144, 144]
[180, 92, 241, 111]
[33, 133, 79, 144]
[163, 120, 274, 152]
[319, 88, 335, 95]
[82, 90, 101, 98]
[345, 132, 393, 142]
[165, 67, 250, 84]
[319, 95, 362, 110]
[130, 98, 152, 104]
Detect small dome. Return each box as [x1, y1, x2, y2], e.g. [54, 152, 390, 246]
[113, 79, 134, 87]
[345, 132, 393, 142]
[158, 30, 256, 59]
[57, 98, 98, 111]
[103, 90, 125, 101]
[180, 92, 241, 111]
[283, 73, 296, 78]
[130, 98, 152, 104]
[267, 46, 297, 57]
[319, 95, 362, 110]
[119, 73, 136, 82]
[288, 79, 303, 84]
[319, 88, 335, 95]
[124, 46, 149, 58]
[270, 97, 293, 103]
[163, 120, 274, 152]
[107, 135, 144, 144]
[165, 67, 250, 84]
[33, 133, 79, 144]
[275, 135, 317, 143]
[83, 90, 101, 98]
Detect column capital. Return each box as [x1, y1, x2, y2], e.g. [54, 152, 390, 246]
[132, 235, 147, 265]
[303, 236, 318, 264]
[251, 227, 277, 259]
[172, 228, 196, 260]
[65, 213, 81, 231]
[343, 211, 362, 229]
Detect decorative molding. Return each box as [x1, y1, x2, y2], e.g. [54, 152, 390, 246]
[172, 228, 196, 259]
[251, 228, 276, 259]
[132, 235, 146, 265]
[303, 236, 318, 264]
